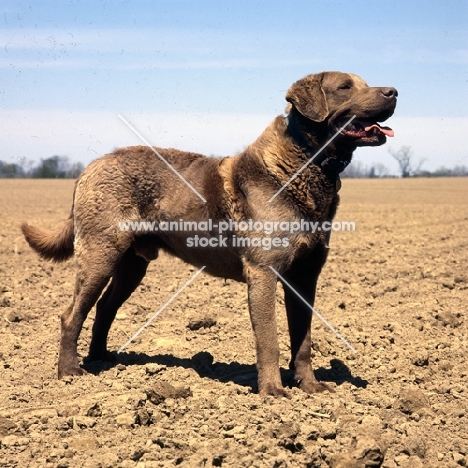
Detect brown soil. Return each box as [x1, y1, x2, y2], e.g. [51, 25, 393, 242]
[1, 178, 467, 468]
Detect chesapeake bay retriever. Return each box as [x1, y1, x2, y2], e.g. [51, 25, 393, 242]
[22, 72, 397, 397]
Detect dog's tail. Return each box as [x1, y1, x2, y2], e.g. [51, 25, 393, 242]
[21, 216, 74, 262]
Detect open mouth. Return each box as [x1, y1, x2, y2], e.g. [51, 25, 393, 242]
[338, 119, 394, 139]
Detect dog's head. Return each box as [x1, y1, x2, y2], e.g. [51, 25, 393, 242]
[286, 71, 397, 147]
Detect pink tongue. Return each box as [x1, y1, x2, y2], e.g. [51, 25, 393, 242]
[365, 124, 394, 137]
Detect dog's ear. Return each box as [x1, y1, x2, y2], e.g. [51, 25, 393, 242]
[286, 74, 329, 122]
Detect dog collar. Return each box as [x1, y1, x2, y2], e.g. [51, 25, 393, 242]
[311, 152, 350, 179]
[285, 115, 350, 180]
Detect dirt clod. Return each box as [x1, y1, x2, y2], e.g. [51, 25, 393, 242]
[394, 388, 431, 415]
[187, 317, 217, 331]
[146, 381, 192, 405]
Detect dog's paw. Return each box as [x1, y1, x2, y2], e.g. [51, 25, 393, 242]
[299, 379, 335, 394]
[58, 365, 88, 379]
[85, 350, 117, 363]
[259, 383, 291, 399]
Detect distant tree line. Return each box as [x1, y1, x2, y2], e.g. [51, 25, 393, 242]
[0, 156, 85, 179]
[343, 146, 468, 178]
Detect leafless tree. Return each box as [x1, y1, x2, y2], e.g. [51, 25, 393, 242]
[388, 146, 425, 177]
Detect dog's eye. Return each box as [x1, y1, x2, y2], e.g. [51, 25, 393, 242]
[338, 84, 352, 90]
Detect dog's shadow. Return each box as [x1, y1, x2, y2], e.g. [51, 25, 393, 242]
[84, 352, 368, 391]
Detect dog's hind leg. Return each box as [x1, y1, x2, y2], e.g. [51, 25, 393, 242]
[58, 245, 125, 378]
[87, 247, 149, 362]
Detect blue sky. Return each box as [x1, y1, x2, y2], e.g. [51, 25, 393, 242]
[2, 0, 467, 174]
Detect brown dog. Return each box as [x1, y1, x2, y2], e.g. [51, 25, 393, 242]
[22, 72, 397, 397]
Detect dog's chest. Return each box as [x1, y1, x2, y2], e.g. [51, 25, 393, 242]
[283, 174, 337, 222]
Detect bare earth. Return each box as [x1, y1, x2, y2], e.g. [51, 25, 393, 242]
[0, 177, 467, 468]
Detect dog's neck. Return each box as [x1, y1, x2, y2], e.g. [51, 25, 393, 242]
[285, 112, 353, 180]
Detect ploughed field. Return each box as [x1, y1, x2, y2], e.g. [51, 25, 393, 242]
[0, 177, 467, 468]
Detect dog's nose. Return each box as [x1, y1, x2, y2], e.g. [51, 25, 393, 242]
[381, 87, 398, 99]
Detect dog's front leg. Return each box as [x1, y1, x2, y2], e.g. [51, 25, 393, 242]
[245, 264, 289, 398]
[283, 245, 334, 394]
[284, 275, 334, 394]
